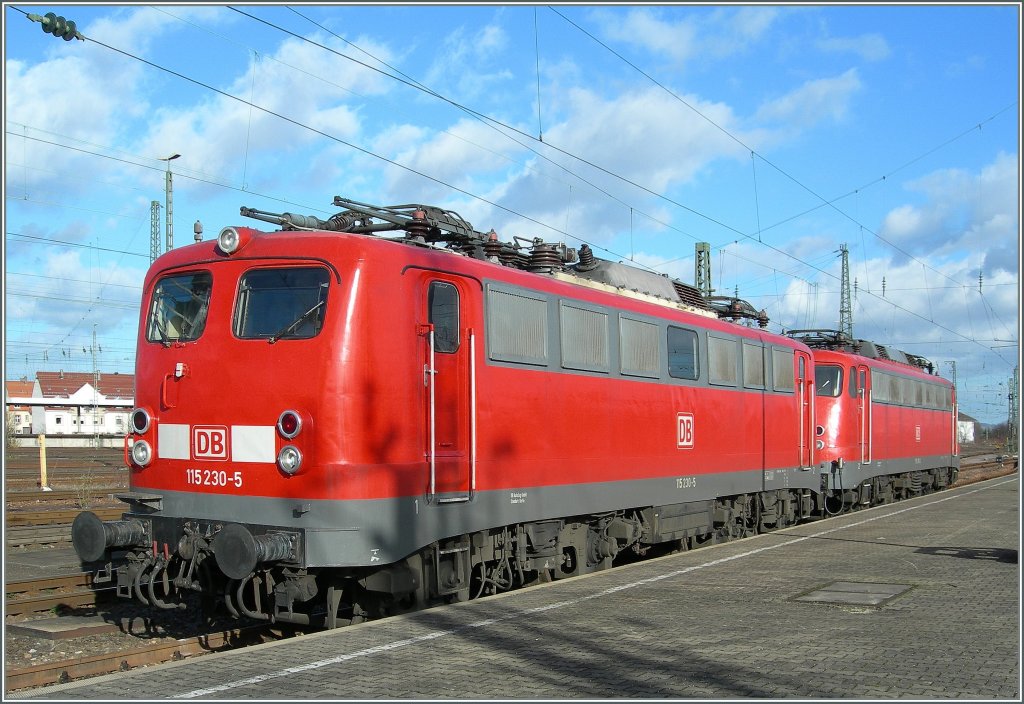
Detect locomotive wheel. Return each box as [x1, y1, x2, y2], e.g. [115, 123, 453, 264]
[739, 494, 759, 537]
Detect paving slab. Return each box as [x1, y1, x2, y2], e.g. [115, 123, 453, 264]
[7, 615, 120, 640]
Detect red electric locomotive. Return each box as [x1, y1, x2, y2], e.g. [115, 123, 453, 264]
[788, 330, 960, 511]
[70, 197, 947, 628]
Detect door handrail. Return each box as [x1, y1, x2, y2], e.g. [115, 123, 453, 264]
[469, 329, 477, 496]
[427, 328, 436, 497]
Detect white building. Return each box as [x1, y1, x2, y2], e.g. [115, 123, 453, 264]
[5, 371, 135, 448]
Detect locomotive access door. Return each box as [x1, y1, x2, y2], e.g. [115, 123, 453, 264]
[854, 364, 872, 465]
[797, 350, 814, 468]
[419, 277, 475, 502]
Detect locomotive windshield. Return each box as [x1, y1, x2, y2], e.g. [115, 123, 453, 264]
[814, 364, 843, 397]
[233, 267, 330, 341]
[146, 271, 212, 345]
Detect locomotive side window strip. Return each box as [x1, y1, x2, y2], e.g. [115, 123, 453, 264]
[487, 286, 548, 366]
[708, 335, 738, 386]
[483, 279, 809, 397]
[560, 302, 609, 373]
[619, 317, 660, 378]
[146, 271, 212, 344]
[871, 370, 953, 411]
[874, 373, 890, 403]
[742, 342, 765, 389]
[771, 348, 796, 392]
[234, 267, 330, 340]
[667, 326, 699, 380]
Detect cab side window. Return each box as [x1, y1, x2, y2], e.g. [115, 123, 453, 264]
[429, 281, 460, 353]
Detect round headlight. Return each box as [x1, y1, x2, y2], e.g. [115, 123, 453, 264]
[815, 439, 826, 450]
[218, 227, 240, 254]
[130, 408, 151, 434]
[277, 445, 302, 475]
[277, 410, 302, 439]
[131, 439, 153, 467]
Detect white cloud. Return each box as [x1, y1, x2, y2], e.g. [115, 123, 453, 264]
[879, 152, 1019, 271]
[421, 22, 514, 102]
[728, 6, 781, 41]
[374, 118, 526, 202]
[595, 8, 698, 63]
[816, 33, 891, 62]
[85, 5, 229, 56]
[592, 6, 781, 64]
[754, 68, 862, 127]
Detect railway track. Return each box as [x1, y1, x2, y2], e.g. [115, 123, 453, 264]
[5, 574, 110, 617]
[5, 508, 126, 550]
[4, 473, 129, 493]
[5, 507, 124, 527]
[5, 488, 126, 505]
[4, 624, 294, 692]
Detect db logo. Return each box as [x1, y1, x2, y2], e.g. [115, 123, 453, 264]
[676, 413, 694, 449]
[193, 425, 229, 461]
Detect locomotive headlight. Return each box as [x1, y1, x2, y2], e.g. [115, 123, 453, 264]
[277, 445, 302, 475]
[217, 226, 254, 255]
[130, 439, 153, 467]
[277, 410, 302, 439]
[130, 408, 151, 434]
[217, 227, 241, 253]
[816, 439, 826, 450]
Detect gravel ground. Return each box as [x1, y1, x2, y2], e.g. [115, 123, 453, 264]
[4, 455, 1017, 690]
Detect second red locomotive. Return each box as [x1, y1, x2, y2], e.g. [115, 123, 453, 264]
[788, 329, 959, 510]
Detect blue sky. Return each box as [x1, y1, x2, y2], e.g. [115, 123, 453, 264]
[3, 3, 1020, 425]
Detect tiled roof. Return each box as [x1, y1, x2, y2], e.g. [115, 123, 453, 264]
[5, 380, 34, 398]
[34, 371, 135, 399]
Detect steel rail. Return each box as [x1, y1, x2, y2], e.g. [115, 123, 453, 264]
[4, 625, 292, 692]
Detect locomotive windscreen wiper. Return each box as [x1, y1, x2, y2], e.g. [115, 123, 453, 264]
[151, 296, 175, 347]
[268, 300, 325, 344]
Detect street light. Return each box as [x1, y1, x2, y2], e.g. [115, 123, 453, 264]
[159, 153, 181, 251]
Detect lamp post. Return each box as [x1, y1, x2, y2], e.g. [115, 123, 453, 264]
[159, 153, 181, 251]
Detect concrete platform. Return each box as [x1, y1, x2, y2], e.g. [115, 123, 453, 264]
[7, 616, 120, 640]
[11, 475, 1020, 699]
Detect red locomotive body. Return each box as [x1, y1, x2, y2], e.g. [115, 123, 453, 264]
[792, 330, 960, 510]
[71, 199, 957, 627]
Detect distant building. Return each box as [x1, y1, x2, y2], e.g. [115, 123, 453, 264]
[4, 380, 34, 435]
[5, 371, 135, 448]
[957, 412, 978, 444]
